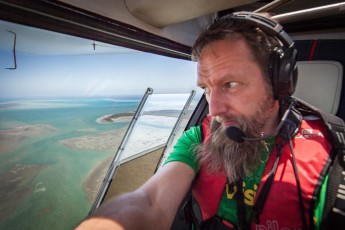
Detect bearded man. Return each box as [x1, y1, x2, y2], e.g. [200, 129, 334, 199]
[76, 12, 335, 230]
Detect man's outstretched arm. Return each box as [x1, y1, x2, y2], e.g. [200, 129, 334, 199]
[75, 161, 195, 230]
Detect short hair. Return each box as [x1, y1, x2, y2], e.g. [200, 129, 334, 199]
[192, 13, 282, 91]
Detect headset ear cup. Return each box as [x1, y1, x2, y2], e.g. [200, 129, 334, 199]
[269, 48, 283, 99]
[290, 48, 298, 95]
[270, 47, 298, 98]
[278, 57, 292, 96]
[292, 64, 298, 94]
[278, 47, 298, 97]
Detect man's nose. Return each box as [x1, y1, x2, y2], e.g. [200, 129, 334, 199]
[207, 90, 227, 117]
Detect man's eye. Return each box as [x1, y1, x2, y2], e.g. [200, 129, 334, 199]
[226, 82, 239, 88]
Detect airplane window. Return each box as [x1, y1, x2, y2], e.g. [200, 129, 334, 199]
[0, 21, 201, 230]
[119, 92, 195, 163]
[94, 91, 197, 209]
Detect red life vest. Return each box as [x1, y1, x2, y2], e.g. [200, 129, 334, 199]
[192, 115, 332, 229]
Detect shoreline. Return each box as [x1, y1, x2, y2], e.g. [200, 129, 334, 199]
[83, 156, 113, 204]
[96, 112, 134, 124]
[96, 110, 182, 125]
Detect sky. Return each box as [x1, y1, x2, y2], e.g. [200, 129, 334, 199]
[0, 19, 201, 99]
[0, 50, 200, 99]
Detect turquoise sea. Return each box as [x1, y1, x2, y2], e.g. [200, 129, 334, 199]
[0, 98, 141, 230]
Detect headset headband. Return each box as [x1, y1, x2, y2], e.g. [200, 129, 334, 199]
[231, 12, 295, 49]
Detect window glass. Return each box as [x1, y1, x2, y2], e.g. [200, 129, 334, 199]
[0, 20, 201, 230]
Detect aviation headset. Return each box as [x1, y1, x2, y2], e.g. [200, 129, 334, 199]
[228, 12, 298, 99]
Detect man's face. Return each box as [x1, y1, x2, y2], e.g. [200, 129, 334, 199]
[197, 37, 278, 134]
[196, 37, 279, 181]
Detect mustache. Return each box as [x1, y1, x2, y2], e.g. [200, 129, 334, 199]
[213, 114, 253, 138]
[214, 114, 241, 124]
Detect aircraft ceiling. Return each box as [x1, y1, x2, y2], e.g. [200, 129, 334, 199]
[0, 0, 344, 56]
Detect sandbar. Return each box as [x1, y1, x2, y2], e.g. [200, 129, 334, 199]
[0, 164, 49, 222]
[96, 112, 134, 124]
[0, 124, 57, 154]
[59, 128, 127, 151]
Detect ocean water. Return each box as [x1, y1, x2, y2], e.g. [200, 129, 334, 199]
[0, 98, 143, 230]
[0, 95, 192, 230]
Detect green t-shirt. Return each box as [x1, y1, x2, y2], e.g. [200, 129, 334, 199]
[164, 126, 201, 173]
[164, 126, 326, 229]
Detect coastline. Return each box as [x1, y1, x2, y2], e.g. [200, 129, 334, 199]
[83, 156, 113, 203]
[95, 110, 182, 125]
[96, 112, 134, 124]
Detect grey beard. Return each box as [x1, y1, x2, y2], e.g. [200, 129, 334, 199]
[195, 116, 267, 184]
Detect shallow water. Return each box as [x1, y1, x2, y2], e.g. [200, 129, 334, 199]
[0, 98, 139, 230]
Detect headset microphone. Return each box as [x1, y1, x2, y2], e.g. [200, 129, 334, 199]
[226, 126, 246, 143]
[226, 126, 279, 143]
[226, 101, 295, 143]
